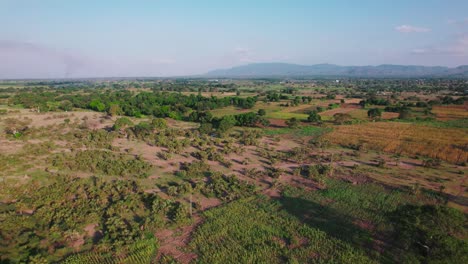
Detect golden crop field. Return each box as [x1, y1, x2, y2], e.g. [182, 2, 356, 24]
[324, 122, 468, 163]
[432, 105, 468, 120]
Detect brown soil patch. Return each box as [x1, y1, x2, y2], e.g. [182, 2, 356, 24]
[381, 112, 399, 119]
[155, 216, 201, 264]
[197, 197, 222, 210]
[353, 219, 375, 232]
[0, 140, 24, 154]
[84, 223, 98, 238]
[320, 106, 360, 117]
[268, 118, 287, 127]
[263, 188, 281, 198]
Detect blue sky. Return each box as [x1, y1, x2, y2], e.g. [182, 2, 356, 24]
[1, 0, 467, 78]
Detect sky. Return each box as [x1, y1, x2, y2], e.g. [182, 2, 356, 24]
[0, 0, 467, 78]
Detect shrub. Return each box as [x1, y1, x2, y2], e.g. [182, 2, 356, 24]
[367, 108, 382, 119]
[50, 150, 152, 177]
[285, 117, 300, 128]
[307, 111, 322, 122]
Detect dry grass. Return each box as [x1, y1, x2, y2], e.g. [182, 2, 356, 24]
[432, 105, 468, 120]
[324, 122, 468, 164]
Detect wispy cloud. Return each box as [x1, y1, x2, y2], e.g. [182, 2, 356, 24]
[0, 40, 90, 78]
[411, 48, 429, 54]
[411, 34, 468, 56]
[447, 18, 468, 25]
[234, 47, 255, 63]
[0, 40, 181, 78]
[395, 25, 431, 33]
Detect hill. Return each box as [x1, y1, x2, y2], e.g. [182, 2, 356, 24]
[205, 63, 468, 78]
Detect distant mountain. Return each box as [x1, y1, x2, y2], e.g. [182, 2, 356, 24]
[205, 63, 468, 78]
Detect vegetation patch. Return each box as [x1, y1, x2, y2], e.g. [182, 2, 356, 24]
[265, 125, 331, 137]
[190, 196, 375, 264]
[324, 122, 468, 164]
[50, 150, 152, 177]
[0, 177, 190, 263]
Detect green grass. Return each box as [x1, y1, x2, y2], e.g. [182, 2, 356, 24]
[190, 196, 375, 264]
[393, 118, 468, 129]
[281, 179, 444, 262]
[264, 126, 331, 137]
[265, 111, 309, 120]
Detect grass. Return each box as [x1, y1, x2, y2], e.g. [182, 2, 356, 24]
[280, 179, 446, 262]
[264, 125, 331, 137]
[324, 121, 468, 164]
[393, 118, 468, 129]
[265, 111, 309, 120]
[432, 106, 468, 120]
[210, 102, 315, 120]
[190, 196, 375, 264]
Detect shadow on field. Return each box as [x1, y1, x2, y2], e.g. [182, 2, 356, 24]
[279, 196, 373, 248]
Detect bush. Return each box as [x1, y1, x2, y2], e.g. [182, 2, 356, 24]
[50, 150, 152, 177]
[113, 117, 134, 131]
[285, 117, 300, 128]
[333, 113, 352, 124]
[307, 111, 322, 122]
[367, 108, 382, 119]
[151, 118, 167, 129]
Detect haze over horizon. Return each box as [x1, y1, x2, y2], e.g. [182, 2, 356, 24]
[1, 0, 468, 79]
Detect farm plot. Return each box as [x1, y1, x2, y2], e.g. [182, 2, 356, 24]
[324, 122, 468, 164]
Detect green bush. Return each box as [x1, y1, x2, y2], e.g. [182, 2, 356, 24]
[50, 150, 152, 177]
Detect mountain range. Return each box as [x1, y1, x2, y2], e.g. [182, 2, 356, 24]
[205, 63, 468, 78]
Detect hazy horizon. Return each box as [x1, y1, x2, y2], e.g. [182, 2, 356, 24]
[1, 0, 468, 78]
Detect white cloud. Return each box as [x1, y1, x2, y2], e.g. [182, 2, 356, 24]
[395, 25, 431, 33]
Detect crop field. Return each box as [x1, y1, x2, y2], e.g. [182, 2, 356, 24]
[324, 122, 468, 164]
[1, 78, 467, 263]
[432, 105, 468, 120]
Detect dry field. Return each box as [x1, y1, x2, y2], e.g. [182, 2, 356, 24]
[432, 105, 468, 120]
[324, 122, 468, 164]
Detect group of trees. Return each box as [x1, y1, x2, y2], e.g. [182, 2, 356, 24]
[0, 177, 186, 263]
[10, 90, 258, 121]
[191, 111, 270, 135]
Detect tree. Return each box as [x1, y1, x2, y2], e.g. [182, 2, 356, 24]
[151, 118, 167, 129]
[113, 117, 134, 131]
[216, 115, 236, 134]
[399, 108, 412, 119]
[59, 100, 73, 111]
[257, 109, 266, 116]
[307, 111, 321, 122]
[199, 123, 213, 134]
[333, 113, 352, 124]
[285, 117, 300, 128]
[108, 104, 122, 116]
[367, 108, 382, 119]
[89, 99, 106, 112]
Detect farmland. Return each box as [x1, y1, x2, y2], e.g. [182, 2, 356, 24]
[0, 78, 467, 263]
[324, 122, 468, 164]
